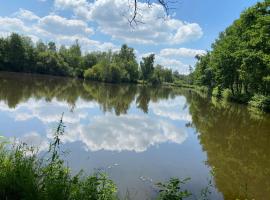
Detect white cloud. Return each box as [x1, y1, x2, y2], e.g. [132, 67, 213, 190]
[172, 23, 203, 44]
[38, 15, 94, 36]
[156, 55, 190, 74]
[20, 132, 49, 152]
[53, 0, 203, 45]
[63, 114, 188, 152]
[54, 0, 92, 19]
[14, 9, 40, 21]
[160, 48, 206, 58]
[51, 34, 118, 52]
[54, 0, 89, 9]
[0, 10, 118, 52]
[0, 17, 28, 33]
[0, 98, 96, 124]
[149, 97, 192, 121]
[0, 95, 189, 153]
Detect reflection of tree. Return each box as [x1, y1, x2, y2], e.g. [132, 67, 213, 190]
[0, 73, 83, 108]
[83, 82, 138, 115]
[136, 86, 173, 113]
[136, 86, 151, 113]
[0, 72, 179, 115]
[185, 91, 270, 200]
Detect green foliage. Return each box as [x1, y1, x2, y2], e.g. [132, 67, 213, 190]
[140, 54, 155, 81]
[0, 34, 175, 85]
[7, 33, 26, 72]
[84, 62, 106, 82]
[84, 45, 139, 83]
[156, 178, 191, 200]
[199, 170, 215, 200]
[221, 88, 233, 100]
[150, 65, 173, 84]
[139, 56, 173, 84]
[212, 87, 221, 97]
[248, 94, 270, 112]
[192, 1, 270, 111]
[36, 51, 71, 76]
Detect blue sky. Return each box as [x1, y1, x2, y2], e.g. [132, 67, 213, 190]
[0, 0, 260, 74]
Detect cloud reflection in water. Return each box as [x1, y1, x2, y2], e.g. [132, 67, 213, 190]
[0, 95, 190, 153]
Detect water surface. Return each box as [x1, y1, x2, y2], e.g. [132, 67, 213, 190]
[0, 72, 269, 199]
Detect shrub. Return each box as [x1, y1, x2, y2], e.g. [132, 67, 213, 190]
[197, 86, 209, 93]
[249, 94, 270, 112]
[230, 93, 251, 104]
[221, 89, 233, 100]
[212, 87, 221, 97]
[156, 178, 191, 200]
[84, 64, 103, 81]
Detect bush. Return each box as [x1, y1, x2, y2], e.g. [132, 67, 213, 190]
[84, 64, 102, 81]
[197, 86, 209, 93]
[221, 89, 233, 100]
[249, 94, 270, 112]
[156, 178, 191, 200]
[212, 87, 221, 97]
[230, 93, 251, 104]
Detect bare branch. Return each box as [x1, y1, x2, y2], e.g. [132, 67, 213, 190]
[129, 0, 179, 27]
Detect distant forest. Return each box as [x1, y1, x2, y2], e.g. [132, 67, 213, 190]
[0, 34, 176, 84]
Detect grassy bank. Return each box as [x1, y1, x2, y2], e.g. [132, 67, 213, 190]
[210, 87, 270, 112]
[171, 81, 270, 113]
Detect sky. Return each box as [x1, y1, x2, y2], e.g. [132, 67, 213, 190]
[0, 0, 260, 74]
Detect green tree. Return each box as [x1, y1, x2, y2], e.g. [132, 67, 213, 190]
[7, 33, 25, 72]
[36, 51, 70, 76]
[192, 0, 270, 110]
[36, 40, 47, 52]
[48, 41, 57, 52]
[140, 54, 155, 82]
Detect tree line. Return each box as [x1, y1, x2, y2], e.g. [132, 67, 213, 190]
[190, 0, 270, 111]
[0, 33, 174, 84]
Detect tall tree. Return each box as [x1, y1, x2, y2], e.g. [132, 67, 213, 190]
[140, 54, 155, 81]
[7, 33, 25, 72]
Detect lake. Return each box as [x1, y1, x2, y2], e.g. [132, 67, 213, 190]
[0, 72, 270, 200]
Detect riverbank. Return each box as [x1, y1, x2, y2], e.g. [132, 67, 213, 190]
[170, 82, 270, 113]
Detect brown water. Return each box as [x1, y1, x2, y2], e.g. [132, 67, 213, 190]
[0, 72, 270, 200]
